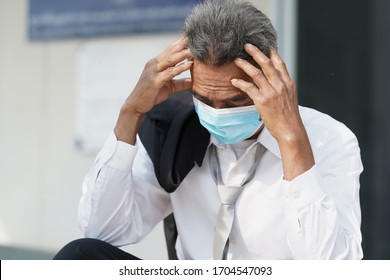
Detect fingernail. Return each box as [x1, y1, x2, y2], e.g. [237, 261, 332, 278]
[231, 79, 238, 84]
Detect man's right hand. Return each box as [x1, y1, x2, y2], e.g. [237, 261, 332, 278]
[114, 36, 193, 145]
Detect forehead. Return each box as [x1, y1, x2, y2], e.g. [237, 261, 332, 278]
[192, 60, 249, 88]
[191, 60, 253, 107]
[191, 60, 249, 101]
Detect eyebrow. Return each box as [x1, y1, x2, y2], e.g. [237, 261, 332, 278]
[224, 94, 252, 103]
[192, 90, 251, 105]
[192, 90, 211, 104]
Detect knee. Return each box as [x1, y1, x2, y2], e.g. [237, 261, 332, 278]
[53, 238, 104, 260]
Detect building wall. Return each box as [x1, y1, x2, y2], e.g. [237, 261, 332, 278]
[0, 0, 272, 259]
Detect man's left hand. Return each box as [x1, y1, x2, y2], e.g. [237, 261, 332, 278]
[231, 44, 315, 181]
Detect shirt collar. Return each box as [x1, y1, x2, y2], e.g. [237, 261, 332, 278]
[208, 126, 281, 159]
[256, 126, 281, 159]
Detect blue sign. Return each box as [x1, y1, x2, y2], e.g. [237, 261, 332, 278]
[28, 0, 202, 41]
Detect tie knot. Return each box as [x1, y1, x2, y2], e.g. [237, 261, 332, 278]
[217, 185, 244, 205]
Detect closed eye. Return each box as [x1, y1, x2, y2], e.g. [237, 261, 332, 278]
[192, 90, 254, 108]
[192, 91, 213, 106]
[224, 95, 254, 107]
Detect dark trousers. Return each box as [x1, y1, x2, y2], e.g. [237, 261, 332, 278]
[53, 238, 141, 260]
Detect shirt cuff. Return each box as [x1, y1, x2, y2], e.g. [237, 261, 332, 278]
[107, 133, 139, 172]
[282, 165, 326, 208]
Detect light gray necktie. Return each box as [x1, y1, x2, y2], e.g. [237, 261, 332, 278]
[209, 143, 266, 260]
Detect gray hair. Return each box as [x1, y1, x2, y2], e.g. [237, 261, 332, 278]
[184, 0, 277, 66]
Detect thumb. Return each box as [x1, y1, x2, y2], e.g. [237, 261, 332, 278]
[172, 78, 192, 92]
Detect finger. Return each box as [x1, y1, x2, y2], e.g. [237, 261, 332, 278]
[156, 60, 193, 87]
[230, 78, 261, 101]
[156, 37, 191, 69]
[170, 36, 188, 50]
[161, 36, 188, 54]
[156, 48, 192, 71]
[234, 58, 274, 97]
[172, 78, 193, 92]
[270, 49, 295, 90]
[244, 44, 281, 84]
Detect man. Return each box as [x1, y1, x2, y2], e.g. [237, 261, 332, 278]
[55, 0, 363, 259]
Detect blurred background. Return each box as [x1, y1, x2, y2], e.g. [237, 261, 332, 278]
[0, 0, 389, 260]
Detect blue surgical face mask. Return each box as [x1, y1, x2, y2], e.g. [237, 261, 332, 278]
[193, 97, 263, 144]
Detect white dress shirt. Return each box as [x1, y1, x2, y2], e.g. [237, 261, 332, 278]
[78, 106, 363, 259]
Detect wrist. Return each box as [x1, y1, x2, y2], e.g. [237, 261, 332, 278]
[114, 104, 145, 145]
[277, 128, 315, 181]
